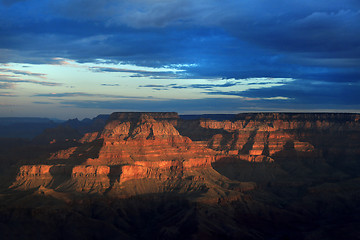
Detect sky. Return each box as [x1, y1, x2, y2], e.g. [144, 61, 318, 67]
[0, 0, 360, 119]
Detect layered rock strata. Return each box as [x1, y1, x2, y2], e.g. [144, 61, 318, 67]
[5, 112, 360, 240]
[11, 112, 360, 195]
[12, 113, 216, 193]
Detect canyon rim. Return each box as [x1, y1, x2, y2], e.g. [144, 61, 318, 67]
[0, 112, 360, 239]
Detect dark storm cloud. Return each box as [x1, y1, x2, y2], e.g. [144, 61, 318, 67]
[1, 0, 360, 110]
[188, 82, 237, 89]
[47, 0, 360, 64]
[0, 0, 27, 6]
[1, 1, 359, 68]
[301, 70, 360, 83]
[206, 80, 360, 106]
[223, 7, 360, 57]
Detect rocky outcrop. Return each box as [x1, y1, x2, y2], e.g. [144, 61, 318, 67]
[194, 113, 356, 162]
[11, 158, 214, 193]
[13, 165, 53, 189]
[197, 112, 360, 132]
[93, 113, 214, 165]
[79, 132, 100, 143]
[49, 147, 77, 160]
[4, 112, 360, 240]
[10, 112, 360, 195]
[11, 111, 217, 193]
[119, 160, 182, 183]
[68, 165, 111, 192]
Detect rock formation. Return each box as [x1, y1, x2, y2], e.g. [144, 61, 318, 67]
[3, 112, 360, 240]
[12, 112, 360, 195]
[11, 113, 219, 194]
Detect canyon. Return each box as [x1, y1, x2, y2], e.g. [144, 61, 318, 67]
[1, 112, 360, 239]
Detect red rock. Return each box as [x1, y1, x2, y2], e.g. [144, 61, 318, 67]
[79, 132, 100, 143]
[94, 113, 212, 165]
[49, 147, 77, 160]
[72, 165, 110, 177]
[183, 157, 214, 168]
[17, 165, 52, 177]
[66, 165, 111, 192]
[119, 165, 150, 182]
[11, 112, 360, 194]
[12, 165, 53, 189]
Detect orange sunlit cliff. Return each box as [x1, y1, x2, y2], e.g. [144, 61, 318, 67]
[3, 112, 360, 240]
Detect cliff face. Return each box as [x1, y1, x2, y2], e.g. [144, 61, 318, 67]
[13, 165, 53, 189]
[5, 112, 360, 240]
[11, 113, 216, 194]
[199, 112, 360, 131]
[95, 113, 202, 165]
[198, 113, 360, 168]
[10, 112, 360, 196]
[197, 115, 319, 163]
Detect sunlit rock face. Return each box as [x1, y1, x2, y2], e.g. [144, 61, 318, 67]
[11, 112, 216, 193]
[197, 113, 360, 159]
[5, 112, 360, 240]
[95, 112, 200, 165]
[10, 112, 360, 195]
[13, 165, 53, 189]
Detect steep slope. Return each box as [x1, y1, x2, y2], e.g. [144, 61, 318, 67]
[12, 112, 360, 194]
[11, 113, 360, 189]
[3, 112, 360, 240]
[11, 113, 219, 195]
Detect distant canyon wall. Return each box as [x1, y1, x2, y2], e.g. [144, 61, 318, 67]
[11, 112, 360, 194]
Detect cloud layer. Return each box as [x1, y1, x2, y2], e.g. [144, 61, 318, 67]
[1, 0, 359, 116]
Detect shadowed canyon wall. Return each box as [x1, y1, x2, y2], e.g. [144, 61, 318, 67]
[10, 112, 360, 194]
[3, 112, 360, 240]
